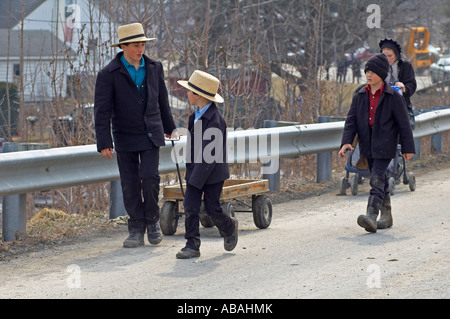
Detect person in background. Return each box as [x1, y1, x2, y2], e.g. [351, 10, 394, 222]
[379, 38, 418, 227]
[379, 38, 417, 110]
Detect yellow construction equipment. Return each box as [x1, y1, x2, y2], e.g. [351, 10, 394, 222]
[395, 27, 432, 71]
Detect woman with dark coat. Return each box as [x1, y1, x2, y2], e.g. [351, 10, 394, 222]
[339, 54, 415, 233]
[379, 38, 417, 110]
[94, 23, 177, 248]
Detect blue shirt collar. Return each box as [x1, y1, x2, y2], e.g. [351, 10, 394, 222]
[194, 102, 212, 123]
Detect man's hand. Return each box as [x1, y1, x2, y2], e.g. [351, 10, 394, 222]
[403, 153, 414, 161]
[339, 144, 353, 158]
[100, 148, 114, 159]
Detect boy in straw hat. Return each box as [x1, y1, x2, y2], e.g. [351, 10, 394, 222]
[94, 22, 178, 248]
[176, 70, 238, 259]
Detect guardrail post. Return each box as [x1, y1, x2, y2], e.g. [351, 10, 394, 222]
[109, 180, 127, 218]
[412, 139, 421, 161]
[263, 120, 281, 191]
[431, 134, 442, 154]
[316, 116, 332, 182]
[1, 142, 49, 242]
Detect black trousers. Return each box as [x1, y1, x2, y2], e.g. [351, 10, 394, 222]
[367, 158, 391, 200]
[116, 148, 160, 233]
[183, 181, 234, 251]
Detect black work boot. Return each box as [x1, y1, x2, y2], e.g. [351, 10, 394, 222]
[377, 194, 393, 229]
[176, 247, 201, 259]
[224, 218, 239, 251]
[147, 222, 163, 245]
[123, 232, 145, 248]
[357, 196, 382, 233]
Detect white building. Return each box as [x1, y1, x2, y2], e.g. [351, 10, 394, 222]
[0, 0, 113, 102]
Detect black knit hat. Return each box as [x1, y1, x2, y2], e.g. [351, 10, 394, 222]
[364, 53, 389, 80]
[379, 38, 402, 59]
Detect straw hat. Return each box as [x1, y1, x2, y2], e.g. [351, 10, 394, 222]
[177, 70, 224, 103]
[111, 22, 155, 48]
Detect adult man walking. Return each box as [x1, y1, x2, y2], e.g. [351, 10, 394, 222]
[94, 22, 177, 247]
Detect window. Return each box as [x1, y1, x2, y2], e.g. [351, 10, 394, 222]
[13, 64, 20, 77]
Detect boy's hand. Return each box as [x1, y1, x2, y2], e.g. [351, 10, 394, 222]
[165, 131, 179, 140]
[100, 148, 114, 159]
[403, 153, 414, 161]
[339, 144, 353, 158]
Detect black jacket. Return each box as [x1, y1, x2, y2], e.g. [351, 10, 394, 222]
[397, 59, 416, 107]
[341, 83, 415, 159]
[185, 103, 230, 189]
[94, 52, 176, 152]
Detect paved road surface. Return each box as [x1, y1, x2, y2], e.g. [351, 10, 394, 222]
[0, 162, 448, 300]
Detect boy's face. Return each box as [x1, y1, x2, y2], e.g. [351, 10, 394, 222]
[365, 70, 383, 87]
[187, 90, 199, 105]
[121, 42, 146, 64]
[187, 90, 210, 106]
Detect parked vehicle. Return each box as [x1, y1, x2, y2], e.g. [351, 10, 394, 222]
[430, 55, 450, 83]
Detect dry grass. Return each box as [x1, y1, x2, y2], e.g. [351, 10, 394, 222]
[0, 208, 119, 260]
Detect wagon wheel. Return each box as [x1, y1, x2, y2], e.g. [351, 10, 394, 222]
[339, 177, 348, 195]
[160, 201, 178, 235]
[199, 201, 214, 228]
[221, 202, 235, 218]
[252, 195, 272, 229]
[351, 174, 359, 196]
[408, 172, 416, 191]
[218, 202, 236, 237]
[388, 177, 396, 196]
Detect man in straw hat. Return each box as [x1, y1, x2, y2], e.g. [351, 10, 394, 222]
[175, 70, 238, 259]
[94, 22, 178, 248]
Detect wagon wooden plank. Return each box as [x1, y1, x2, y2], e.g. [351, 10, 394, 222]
[162, 179, 269, 200]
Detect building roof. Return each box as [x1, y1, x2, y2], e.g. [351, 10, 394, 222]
[0, 29, 74, 58]
[0, 0, 46, 29]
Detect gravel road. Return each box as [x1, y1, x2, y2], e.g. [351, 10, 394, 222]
[0, 160, 448, 300]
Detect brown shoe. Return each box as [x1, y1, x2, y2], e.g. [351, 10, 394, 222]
[224, 218, 238, 251]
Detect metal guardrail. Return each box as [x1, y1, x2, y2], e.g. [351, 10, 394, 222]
[1, 109, 450, 197]
[1, 108, 450, 241]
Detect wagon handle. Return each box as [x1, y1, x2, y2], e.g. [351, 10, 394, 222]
[167, 137, 185, 197]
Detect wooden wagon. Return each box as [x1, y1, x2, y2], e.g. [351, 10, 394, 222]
[160, 179, 273, 235]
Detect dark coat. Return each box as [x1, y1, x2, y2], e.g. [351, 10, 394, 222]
[185, 103, 230, 189]
[94, 52, 176, 153]
[341, 83, 415, 159]
[397, 59, 416, 107]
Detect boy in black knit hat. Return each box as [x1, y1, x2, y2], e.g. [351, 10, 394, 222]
[339, 53, 415, 233]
